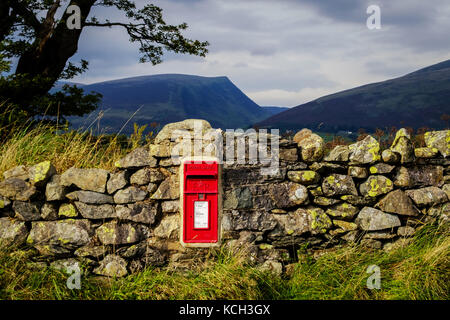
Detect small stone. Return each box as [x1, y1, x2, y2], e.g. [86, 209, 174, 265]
[75, 202, 117, 219]
[3, 165, 29, 180]
[333, 220, 357, 231]
[60, 167, 109, 193]
[45, 175, 67, 201]
[363, 231, 396, 240]
[28, 161, 56, 187]
[287, 170, 320, 185]
[13, 201, 41, 221]
[0, 178, 37, 201]
[66, 190, 114, 204]
[258, 260, 283, 276]
[295, 130, 324, 162]
[279, 148, 298, 162]
[75, 245, 108, 259]
[341, 230, 359, 243]
[106, 171, 128, 194]
[0, 217, 28, 248]
[40, 203, 58, 220]
[223, 187, 253, 209]
[270, 182, 309, 208]
[151, 175, 179, 200]
[405, 187, 448, 207]
[369, 163, 395, 174]
[161, 200, 179, 213]
[154, 214, 179, 240]
[50, 258, 81, 273]
[268, 208, 311, 240]
[307, 207, 332, 234]
[147, 183, 158, 194]
[94, 254, 128, 277]
[324, 145, 350, 162]
[326, 202, 359, 220]
[96, 220, 145, 245]
[382, 149, 400, 163]
[348, 166, 368, 178]
[340, 195, 377, 206]
[348, 135, 381, 164]
[58, 203, 78, 218]
[116, 202, 158, 224]
[424, 130, 450, 157]
[361, 239, 383, 249]
[390, 128, 414, 163]
[442, 184, 450, 199]
[322, 174, 358, 197]
[0, 195, 11, 209]
[383, 238, 412, 252]
[397, 226, 415, 237]
[359, 175, 394, 197]
[313, 196, 340, 206]
[355, 207, 401, 231]
[115, 147, 157, 169]
[130, 168, 165, 185]
[394, 166, 444, 188]
[114, 186, 148, 204]
[415, 147, 439, 158]
[376, 190, 420, 216]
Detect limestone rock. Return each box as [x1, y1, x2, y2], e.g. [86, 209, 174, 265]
[349, 135, 380, 164]
[3, 165, 29, 180]
[394, 166, 444, 188]
[114, 186, 148, 204]
[355, 207, 401, 231]
[268, 182, 309, 208]
[390, 128, 414, 163]
[268, 209, 311, 239]
[106, 171, 128, 194]
[382, 149, 400, 163]
[96, 221, 145, 245]
[369, 163, 395, 175]
[27, 219, 93, 255]
[0, 178, 37, 201]
[295, 130, 324, 162]
[45, 175, 67, 201]
[309, 162, 346, 174]
[340, 195, 377, 206]
[155, 119, 212, 143]
[306, 207, 332, 234]
[227, 210, 276, 232]
[0, 195, 11, 209]
[397, 226, 415, 237]
[348, 166, 368, 179]
[154, 214, 179, 239]
[333, 220, 357, 231]
[223, 187, 253, 209]
[115, 146, 156, 169]
[313, 196, 340, 206]
[424, 130, 450, 157]
[161, 200, 179, 213]
[0, 218, 28, 248]
[325, 202, 359, 220]
[293, 128, 312, 144]
[151, 175, 179, 200]
[58, 203, 78, 218]
[442, 184, 450, 200]
[75, 202, 117, 219]
[66, 190, 114, 204]
[60, 167, 109, 193]
[258, 260, 283, 276]
[363, 231, 396, 240]
[359, 175, 394, 197]
[322, 174, 358, 197]
[130, 168, 165, 185]
[287, 170, 320, 185]
[376, 190, 420, 216]
[361, 239, 383, 249]
[94, 254, 128, 277]
[40, 203, 58, 220]
[75, 245, 108, 259]
[405, 187, 448, 207]
[116, 202, 158, 224]
[383, 238, 412, 252]
[13, 201, 41, 221]
[28, 161, 56, 187]
[415, 147, 439, 158]
[279, 148, 298, 162]
[324, 145, 350, 162]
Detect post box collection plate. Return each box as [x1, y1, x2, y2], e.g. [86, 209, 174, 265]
[180, 157, 221, 246]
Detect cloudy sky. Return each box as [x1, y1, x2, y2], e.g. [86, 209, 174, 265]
[70, 0, 450, 107]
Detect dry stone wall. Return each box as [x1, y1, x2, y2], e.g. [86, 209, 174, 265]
[0, 120, 449, 277]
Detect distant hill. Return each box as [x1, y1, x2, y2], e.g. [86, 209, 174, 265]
[256, 60, 450, 132]
[61, 74, 277, 134]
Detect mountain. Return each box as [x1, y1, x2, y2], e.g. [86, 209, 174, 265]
[256, 60, 450, 132]
[64, 74, 276, 134]
[260, 106, 289, 115]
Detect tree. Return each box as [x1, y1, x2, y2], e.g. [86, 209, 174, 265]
[0, 0, 209, 120]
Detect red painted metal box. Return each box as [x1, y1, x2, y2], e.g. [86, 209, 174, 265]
[181, 159, 220, 245]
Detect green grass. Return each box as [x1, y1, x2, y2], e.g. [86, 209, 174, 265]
[1, 222, 448, 300]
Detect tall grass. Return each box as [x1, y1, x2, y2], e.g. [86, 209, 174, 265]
[0, 222, 448, 300]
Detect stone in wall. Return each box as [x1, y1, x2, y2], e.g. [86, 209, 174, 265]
[61, 167, 109, 193]
[349, 135, 381, 164]
[322, 174, 358, 196]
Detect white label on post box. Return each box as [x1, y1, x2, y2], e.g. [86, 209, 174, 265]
[194, 201, 209, 229]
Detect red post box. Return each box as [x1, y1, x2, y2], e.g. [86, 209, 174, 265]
[180, 157, 221, 247]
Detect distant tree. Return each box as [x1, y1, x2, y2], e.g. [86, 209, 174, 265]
[0, 0, 209, 121]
